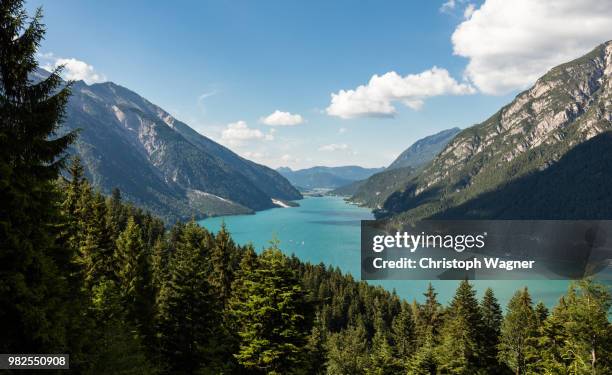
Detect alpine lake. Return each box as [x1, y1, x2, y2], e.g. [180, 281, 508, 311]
[199, 195, 572, 308]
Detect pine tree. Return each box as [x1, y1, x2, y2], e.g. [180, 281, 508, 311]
[415, 283, 443, 345]
[538, 296, 571, 374]
[325, 324, 369, 375]
[408, 333, 437, 375]
[391, 300, 416, 370]
[0, 0, 77, 352]
[367, 307, 401, 375]
[61, 156, 85, 249]
[436, 280, 484, 374]
[304, 313, 327, 375]
[498, 288, 538, 375]
[555, 279, 611, 374]
[76, 187, 115, 289]
[229, 247, 308, 374]
[480, 288, 504, 372]
[114, 216, 149, 327]
[534, 301, 549, 327]
[86, 279, 156, 375]
[209, 223, 236, 305]
[155, 221, 221, 374]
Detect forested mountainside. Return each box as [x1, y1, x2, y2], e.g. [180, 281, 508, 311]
[387, 127, 461, 170]
[12, 157, 612, 375]
[379, 41, 612, 221]
[333, 128, 459, 208]
[60, 78, 300, 222]
[278, 165, 384, 190]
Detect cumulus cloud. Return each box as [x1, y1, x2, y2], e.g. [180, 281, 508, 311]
[318, 143, 350, 152]
[260, 110, 305, 126]
[326, 67, 474, 119]
[338, 127, 347, 134]
[41, 54, 106, 84]
[452, 0, 612, 94]
[221, 121, 274, 146]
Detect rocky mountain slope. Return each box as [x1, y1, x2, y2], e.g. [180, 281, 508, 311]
[381, 41, 612, 220]
[62, 79, 301, 222]
[387, 127, 461, 170]
[333, 128, 460, 207]
[278, 166, 384, 190]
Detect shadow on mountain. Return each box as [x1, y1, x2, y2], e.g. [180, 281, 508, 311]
[430, 131, 612, 220]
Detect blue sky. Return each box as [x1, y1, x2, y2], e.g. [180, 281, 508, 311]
[28, 0, 612, 168]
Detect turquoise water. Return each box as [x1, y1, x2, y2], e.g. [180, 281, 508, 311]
[199, 196, 570, 308]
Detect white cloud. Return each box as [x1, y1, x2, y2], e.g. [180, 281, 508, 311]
[260, 110, 305, 126]
[463, 3, 475, 19]
[326, 67, 474, 119]
[41, 54, 105, 84]
[318, 143, 350, 152]
[338, 127, 347, 134]
[221, 121, 274, 146]
[452, 0, 612, 94]
[440, 0, 456, 13]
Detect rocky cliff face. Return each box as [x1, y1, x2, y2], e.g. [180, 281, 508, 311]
[383, 41, 612, 219]
[63, 80, 301, 222]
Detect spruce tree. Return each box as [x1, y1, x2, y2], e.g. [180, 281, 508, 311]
[533, 301, 549, 327]
[480, 288, 504, 372]
[76, 187, 115, 289]
[436, 280, 484, 374]
[556, 279, 611, 374]
[155, 221, 221, 374]
[86, 280, 155, 375]
[498, 288, 538, 375]
[114, 216, 149, 327]
[325, 324, 369, 375]
[367, 308, 401, 375]
[415, 283, 443, 345]
[0, 0, 76, 352]
[538, 297, 571, 374]
[391, 300, 416, 369]
[407, 333, 437, 375]
[229, 247, 308, 374]
[209, 223, 236, 304]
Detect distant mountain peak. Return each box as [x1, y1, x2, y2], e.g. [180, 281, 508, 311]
[387, 127, 461, 170]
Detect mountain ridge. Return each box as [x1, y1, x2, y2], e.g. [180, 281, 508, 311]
[278, 165, 384, 190]
[381, 40, 612, 220]
[333, 127, 461, 207]
[62, 79, 301, 222]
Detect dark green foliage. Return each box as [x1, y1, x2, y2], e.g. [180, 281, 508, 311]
[480, 288, 505, 373]
[0, 0, 77, 352]
[325, 323, 369, 375]
[229, 247, 309, 374]
[498, 288, 538, 374]
[391, 300, 416, 369]
[415, 283, 444, 343]
[435, 280, 484, 374]
[408, 334, 437, 375]
[154, 221, 222, 374]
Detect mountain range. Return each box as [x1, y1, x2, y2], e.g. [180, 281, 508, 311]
[59, 77, 301, 222]
[332, 127, 460, 205]
[277, 166, 384, 190]
[379, 40, 612, 220]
